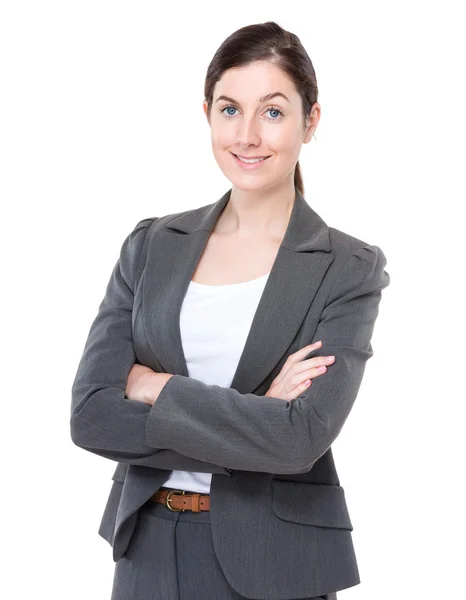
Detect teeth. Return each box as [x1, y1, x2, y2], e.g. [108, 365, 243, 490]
[237, 155, 267, 163]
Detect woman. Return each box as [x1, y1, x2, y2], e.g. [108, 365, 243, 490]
[71, 21, 390, 600]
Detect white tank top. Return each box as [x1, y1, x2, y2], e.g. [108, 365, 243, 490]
[161, 271, 271, 493]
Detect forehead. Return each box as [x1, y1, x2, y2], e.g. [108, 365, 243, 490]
[214, 62, 297, 102]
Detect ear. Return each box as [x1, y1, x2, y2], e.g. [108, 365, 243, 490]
[203, 100, 211, 125]
[303, 102, 321, 144]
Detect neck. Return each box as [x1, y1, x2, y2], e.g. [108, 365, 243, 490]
[215, 181, 296, 239]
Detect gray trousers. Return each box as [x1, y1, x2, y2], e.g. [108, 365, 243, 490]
[110, 496, 338, 600]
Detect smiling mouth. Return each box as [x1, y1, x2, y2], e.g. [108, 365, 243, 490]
[231, 153, 272, 161]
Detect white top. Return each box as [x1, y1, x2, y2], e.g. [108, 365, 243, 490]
[161, 271, 271, 493]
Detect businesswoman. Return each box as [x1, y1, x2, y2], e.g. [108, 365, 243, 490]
[71, 21, 390, 600]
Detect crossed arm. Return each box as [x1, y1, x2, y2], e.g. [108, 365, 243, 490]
[70, 219, 390, 475]
[70, 219, 231, 475]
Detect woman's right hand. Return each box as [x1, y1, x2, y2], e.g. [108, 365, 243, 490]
[265, 340, 335, 401]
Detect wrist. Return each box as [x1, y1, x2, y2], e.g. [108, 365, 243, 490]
[142, 372, 173, 406]
[142, 372, 159, 406]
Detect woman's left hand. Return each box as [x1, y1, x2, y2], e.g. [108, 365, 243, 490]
[125, 363, 173, 406]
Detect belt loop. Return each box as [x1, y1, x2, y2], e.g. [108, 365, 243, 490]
[191, 493, 201, 512]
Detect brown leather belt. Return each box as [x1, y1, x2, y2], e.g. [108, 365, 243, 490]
[151, 488, 211, 512]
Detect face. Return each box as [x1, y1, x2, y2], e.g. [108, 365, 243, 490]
[203, 61, 320, 192]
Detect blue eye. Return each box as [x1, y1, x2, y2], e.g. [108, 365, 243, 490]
[223, 106, 238, 118]
[220, 105, 284, 122]
[265, 108, 284, 120]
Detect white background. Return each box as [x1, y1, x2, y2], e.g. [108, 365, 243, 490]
[1, 1, 464, 599]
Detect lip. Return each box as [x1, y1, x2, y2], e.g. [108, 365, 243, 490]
[231, 152, 271, 170]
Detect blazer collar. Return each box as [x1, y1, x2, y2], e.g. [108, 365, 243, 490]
[141, 186, 334, 394]
[164, 187, 331, 253]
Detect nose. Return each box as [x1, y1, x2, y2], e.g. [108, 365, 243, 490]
[235, 115, 261, 148]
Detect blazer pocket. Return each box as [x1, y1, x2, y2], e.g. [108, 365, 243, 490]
[112, 462, 128, 483]
[271, 479, 353, 530]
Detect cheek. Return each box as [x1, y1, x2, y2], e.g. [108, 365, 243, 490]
[211, 127, 233, 148]
[268, 124, 300, 152]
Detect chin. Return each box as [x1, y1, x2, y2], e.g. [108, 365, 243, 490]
[229, 178, 275, 193]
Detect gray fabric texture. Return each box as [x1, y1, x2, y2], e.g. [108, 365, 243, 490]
[110, 498, 337, 600]
[71, 186, 390, 599]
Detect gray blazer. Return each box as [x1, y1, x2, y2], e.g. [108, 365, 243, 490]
[70, 187, 390, 599]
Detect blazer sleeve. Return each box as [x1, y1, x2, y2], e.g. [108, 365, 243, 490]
[146, 244, 390, 474]
[70, 218, 232, 476]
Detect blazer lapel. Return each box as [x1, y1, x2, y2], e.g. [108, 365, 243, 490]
[141, 187, 334, 394]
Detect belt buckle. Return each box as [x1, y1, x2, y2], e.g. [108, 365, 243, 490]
[165, 489, 186, 512]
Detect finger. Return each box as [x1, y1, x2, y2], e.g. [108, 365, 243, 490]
[285, 353, 334, 381]
[274, 341, 324, 385]
[280, 340, 323, 374]
[299, 355, 335, 371]
[287, 378, 312, 401]
[290, 365, 328, 387]
[293, 340, 322, 360]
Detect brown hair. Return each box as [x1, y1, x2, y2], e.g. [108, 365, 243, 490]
[203, 21, 319, 198]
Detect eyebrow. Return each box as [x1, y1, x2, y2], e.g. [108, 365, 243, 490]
[215, 92, 291, 104]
